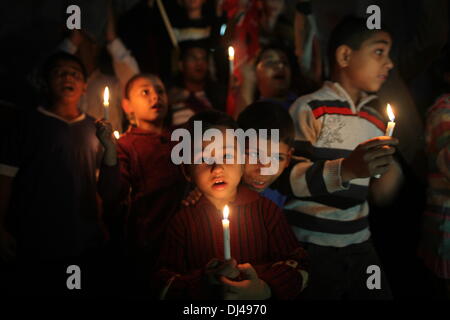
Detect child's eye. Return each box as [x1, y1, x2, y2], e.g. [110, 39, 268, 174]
[142, 89, 150, 96]
[375, 49, 384, 55]
[203, 156, 215, 165]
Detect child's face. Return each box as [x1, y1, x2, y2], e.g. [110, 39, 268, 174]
[48, 60, 86, 103]
[256, 49, 291, 98]
[187, 127, 244, 206]
[125, 77, 167, 123]
[181, 48, 209, 83]
[242, 139, 292, 192]
[344, 31, 394, 93]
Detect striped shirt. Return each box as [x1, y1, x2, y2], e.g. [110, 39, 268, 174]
[418, 94, 450, 279]
[287, 81, 385, 247]
[153, 185, 309, 300]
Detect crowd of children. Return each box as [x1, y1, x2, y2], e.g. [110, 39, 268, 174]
[1, 0, 450, 300]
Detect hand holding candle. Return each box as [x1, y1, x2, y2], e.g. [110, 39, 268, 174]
[103, 86, 110, 121]
[222, 205, 231, 260]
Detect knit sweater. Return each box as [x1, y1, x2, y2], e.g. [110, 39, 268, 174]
[153, 185, 309, 300]
[287, 81, 385, 247]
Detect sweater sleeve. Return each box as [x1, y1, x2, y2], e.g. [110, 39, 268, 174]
[288, 98, 349, 197]
[152, 211, 214, 300]
[256, 199, 309, 299]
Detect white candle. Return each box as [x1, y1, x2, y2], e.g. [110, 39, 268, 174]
[385, 103, 395, 137]
[375, 104, 396, 178]
[103, 86, 110, 120]
[222, 205, 231, 260]
[113, 130, 120, 140]
[228, 46, 234, 77]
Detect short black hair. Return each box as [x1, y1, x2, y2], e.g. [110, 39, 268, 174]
[186, 110, 239, 136]
[179, 39, 210, 61]
[237, 101, 295, 147]
[124, 73, 159, 99]
[327, 16, 391, 71]
[255, 45, 291, 67]
[41, 51, 87, 85]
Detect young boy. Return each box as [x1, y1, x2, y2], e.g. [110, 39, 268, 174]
[287, 16, 404, 299]
[153, 110, 308, 300]
[184, 101, 295, 208]
[0, 52, 109, 293]
[236, 101, 295, 208]
[97, 73, 187, 276]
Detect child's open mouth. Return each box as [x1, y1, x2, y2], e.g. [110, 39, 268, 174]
[250, 180, 267, 190]
[62, 84, 75, 91]
[212, 179, 227, 190]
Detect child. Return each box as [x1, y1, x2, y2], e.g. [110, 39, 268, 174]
[418, 53, 450, 298]
[183, 101, 295, 209]
[0, 52, 111, 293]
[237, 101, 295, 208]
[287, 16, 404, 299]
[153, 110, 308, 300]
[97, 74, 187, 277]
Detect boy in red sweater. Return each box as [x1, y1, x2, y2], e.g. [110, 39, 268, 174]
[97, 74, 187, 292]
[154, 110, 308, 300]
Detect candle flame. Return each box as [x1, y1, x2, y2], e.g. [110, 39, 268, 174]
[387, 104, 395, 122]
[223, 205, 229, 220]
[228, 46, 234, 61]
[113, 131, 120, 140]
[103, 86, 110, 107]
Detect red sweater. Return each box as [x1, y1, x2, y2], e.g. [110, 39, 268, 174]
[99, 126, 187, 259]
[154, 186, 309, 300]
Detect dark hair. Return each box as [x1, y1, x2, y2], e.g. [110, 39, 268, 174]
[327, 16, 391, 71]
[186, 110, 238, 136]
[237, 101, 295, 147]
[255, 45, 291, 67]
[41, 51, 87, 85]
[124, 73, 159, 99]
[179, 39, 210, 61]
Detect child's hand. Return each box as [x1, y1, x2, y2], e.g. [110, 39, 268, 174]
[0, 226, 16, 262]
[95, 119, 115, 148]
[182, 187, 203, 206]
[205, 258, 240, 285]
[220, 263, 271, 300]
[341, 136, 398, 182]
[95, 120, 117, 166]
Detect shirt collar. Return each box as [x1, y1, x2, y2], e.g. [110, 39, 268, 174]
[324, 81, 377, 112]
[37, 106, 86, 124]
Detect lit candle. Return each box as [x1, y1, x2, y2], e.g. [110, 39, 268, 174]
[222, 205, 231, 260]
[228, 46, 234, 77]
[113, 130, 120, 140]
[103, 86, 110, 120]
[375, 104, 396, 178]
[385, 103, 395, 137]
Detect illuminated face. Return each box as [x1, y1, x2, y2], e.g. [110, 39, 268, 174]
[256, 49, 291, 99]
[188, 127, 244, 206]
[126, 77, 167, 123]
[49, 60, 86, 103]
[181, 47, 209, 83]
[242, 138, 292, 192]
[344, 31, 394, 93]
